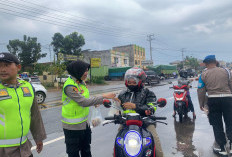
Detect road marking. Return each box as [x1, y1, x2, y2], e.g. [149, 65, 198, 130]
[31, 136, 64, 150]
[42, 100, 62, 105]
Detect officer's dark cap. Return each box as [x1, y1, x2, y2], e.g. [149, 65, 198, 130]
[203, 55, 216, 63]
[0, 52, 20, 64]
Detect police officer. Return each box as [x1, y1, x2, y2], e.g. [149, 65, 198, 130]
[62, 59, 116, 157]
[197, 55, 232, 157]
[0, 53, 46, 157]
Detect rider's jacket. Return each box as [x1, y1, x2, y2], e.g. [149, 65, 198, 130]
[178, 77, 191, 86]
[118, 88, 157, 116]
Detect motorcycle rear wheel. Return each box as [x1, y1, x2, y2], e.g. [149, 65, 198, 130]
[179, 112, 183, 123]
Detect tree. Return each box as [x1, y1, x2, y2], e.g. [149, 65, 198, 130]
[7, 35, 47, 71]
[184, 56, 200, 70]
[34, 63, 50, 75]
[48, 61, 66, 84]
[51, 32, 85, 56]
[177, 56, 200, 70]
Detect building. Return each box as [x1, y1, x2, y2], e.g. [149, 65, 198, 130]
[218, 60, 226, 67]
[81, 49, 129, 67]
[170, 60, 181, 66]
[112, 44, 146, 67]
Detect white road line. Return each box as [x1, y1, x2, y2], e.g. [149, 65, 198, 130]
[31, 136, 64, 150]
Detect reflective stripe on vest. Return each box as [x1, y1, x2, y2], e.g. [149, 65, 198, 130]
[0, 136, 27, 146]
[0, 113, 5, 126]
[61, 115, 88, 124]
[63, 97, 71, 106]
[123, 109, 136, 114]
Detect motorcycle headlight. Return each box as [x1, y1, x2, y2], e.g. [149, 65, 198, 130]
[124, 131, 142, 156]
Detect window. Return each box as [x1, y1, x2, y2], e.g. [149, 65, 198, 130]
[124, 59, 127, 64]
[114, 57, 118, 64]
[135, 60, 137, 65]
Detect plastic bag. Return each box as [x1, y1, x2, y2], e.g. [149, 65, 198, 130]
[90, 107, 103, 128]
[108, 100, 123, 116]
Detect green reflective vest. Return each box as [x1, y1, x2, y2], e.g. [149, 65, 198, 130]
[62, 77, 90, 125]
[123, 103, 157, 114]
[0, 79, 34, 147]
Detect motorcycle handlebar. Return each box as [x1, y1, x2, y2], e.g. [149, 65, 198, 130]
[105, 116, 115, 120]
[156, 117, 167, 120]
[150, 116, 167, 121]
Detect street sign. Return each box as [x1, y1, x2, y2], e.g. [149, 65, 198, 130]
[91, 58, 101, 67]
[141, 60, 153, 66]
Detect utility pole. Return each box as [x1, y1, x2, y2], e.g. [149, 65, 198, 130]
[49, 44, 54, 83]
[181, 48, 185, 69]
[147, 34, 155, 64]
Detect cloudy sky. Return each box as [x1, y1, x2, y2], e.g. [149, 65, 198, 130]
[0, 0, 232, 65]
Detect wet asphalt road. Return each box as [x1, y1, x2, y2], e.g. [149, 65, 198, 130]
[31, 80, 229, 157]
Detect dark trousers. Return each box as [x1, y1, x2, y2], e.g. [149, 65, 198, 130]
[173, 94, 195, 112]
[186, 95, 194, 112]
[63, 125, 92, 157]
[208, 97, 232, 147]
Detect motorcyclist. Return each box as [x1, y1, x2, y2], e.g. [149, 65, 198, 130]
[117, 67, 165, 157]
[172, 69, 196, 119]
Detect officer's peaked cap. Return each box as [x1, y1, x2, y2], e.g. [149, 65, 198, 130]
[0, 52, 20, 64]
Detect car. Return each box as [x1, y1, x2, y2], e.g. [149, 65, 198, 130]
[186, 69, 196, 78]
[55, 75, 70, 83]
[144, 70, 160, 85]
[21, 77, 47, 104]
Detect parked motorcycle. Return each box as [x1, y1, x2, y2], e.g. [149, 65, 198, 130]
[103, 99, 167, 157]
[170, 84, 189, 123]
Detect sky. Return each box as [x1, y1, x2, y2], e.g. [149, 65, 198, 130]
[0, 0, 232, 65]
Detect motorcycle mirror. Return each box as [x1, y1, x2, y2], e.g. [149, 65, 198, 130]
[157, 98, 167, 108]
[103, 99, 112, 108]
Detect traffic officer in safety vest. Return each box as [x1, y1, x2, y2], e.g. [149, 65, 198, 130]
[62, 59, 116, 157]
[0, 53, 46, 157]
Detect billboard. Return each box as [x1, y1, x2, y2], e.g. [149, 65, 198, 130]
[58, 53, 82, 61]
[91, 58, 101, 67]
[141, 60, 153, 66]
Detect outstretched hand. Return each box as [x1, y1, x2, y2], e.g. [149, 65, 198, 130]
[102, 93, 116, 99]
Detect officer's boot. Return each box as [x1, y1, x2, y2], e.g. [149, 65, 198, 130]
[213, 145, 228, 157]
[193, 112, 196, 119]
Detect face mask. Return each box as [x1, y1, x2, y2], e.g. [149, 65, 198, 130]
[127, 85, 139, 91]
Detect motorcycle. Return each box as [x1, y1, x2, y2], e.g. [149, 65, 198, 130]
[170, 84, 189, 123]
[103, 99, 167, 157]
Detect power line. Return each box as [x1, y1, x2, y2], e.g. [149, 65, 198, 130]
[0, 0, 148, 38]
[0, 8, 146, 39]
[17, 0, 149, 34]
